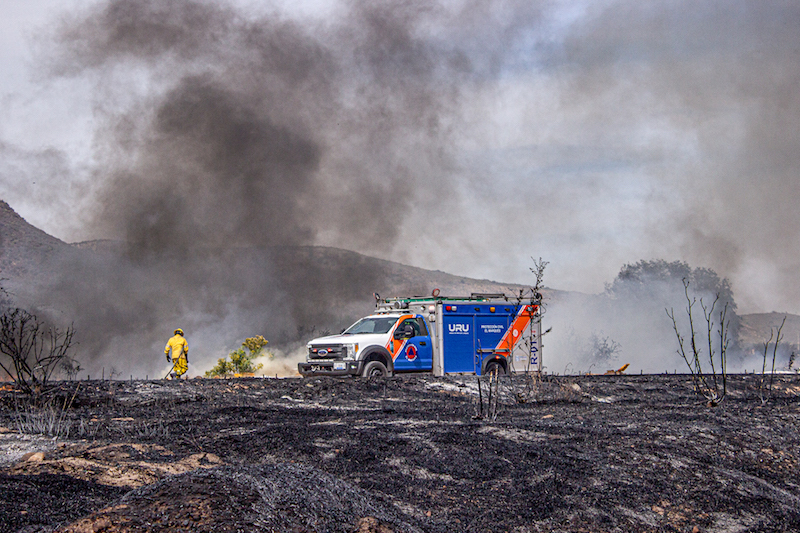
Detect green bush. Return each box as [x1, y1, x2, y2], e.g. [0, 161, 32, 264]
[205, 336, 269, 377]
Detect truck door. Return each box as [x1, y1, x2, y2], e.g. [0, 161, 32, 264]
[475, 313, 512, 375]
[441, 314, 474, 373]
[391, 316, 433, 372]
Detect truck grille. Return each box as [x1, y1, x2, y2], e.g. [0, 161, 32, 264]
[308, 345, 345, 359]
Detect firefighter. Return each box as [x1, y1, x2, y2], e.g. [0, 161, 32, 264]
[164, 328, 189, 379]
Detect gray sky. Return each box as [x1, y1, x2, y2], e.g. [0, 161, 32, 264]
[1, 0, 799, 315]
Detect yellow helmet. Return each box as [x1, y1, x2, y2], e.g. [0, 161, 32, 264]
[174, 328, 184, 336]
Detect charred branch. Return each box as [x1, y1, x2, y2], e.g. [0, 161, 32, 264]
[0, 308, 75, 397]
[666, 278, 729, 406]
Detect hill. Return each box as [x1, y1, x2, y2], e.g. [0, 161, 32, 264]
[0, 200, 551, 376]
[0, 200, 70, 279]
[1, 200, 543, 300]
[738, 312, 800, 346]
[2, 199, 799, 376]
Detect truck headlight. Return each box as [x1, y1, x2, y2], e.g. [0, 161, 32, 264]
[344, 343, 358, 359]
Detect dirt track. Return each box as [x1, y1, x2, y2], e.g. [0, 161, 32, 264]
[1, 374, 799, 533]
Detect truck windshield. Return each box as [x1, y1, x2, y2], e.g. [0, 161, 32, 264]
[343, 317, 398, 334]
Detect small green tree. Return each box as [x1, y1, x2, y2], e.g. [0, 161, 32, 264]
[205, 357, 233, 377]
[205, 336, 269, 377]
[666, 279, 730, 406]
[242, 335, 269, 358]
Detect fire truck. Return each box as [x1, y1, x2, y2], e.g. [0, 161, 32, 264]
[298, 293, 542, 377]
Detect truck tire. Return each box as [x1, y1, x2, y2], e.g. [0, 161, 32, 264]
[484, 360, 505, 376]
[362, 361, 388, 378]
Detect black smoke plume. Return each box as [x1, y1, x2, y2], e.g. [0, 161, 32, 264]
[26, 0, 511, 377]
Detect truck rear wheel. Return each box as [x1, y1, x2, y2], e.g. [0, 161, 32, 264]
[484, 361, 505, 376]
[362, 361, 388, 378]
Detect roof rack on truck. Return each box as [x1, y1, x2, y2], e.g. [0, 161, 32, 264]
[374, 291, 540, 312]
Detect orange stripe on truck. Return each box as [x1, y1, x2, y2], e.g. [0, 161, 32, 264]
[494, 305, 539, 354]
[386, 314, 414, 361]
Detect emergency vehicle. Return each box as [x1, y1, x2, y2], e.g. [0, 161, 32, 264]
[298, 292, 542, 377]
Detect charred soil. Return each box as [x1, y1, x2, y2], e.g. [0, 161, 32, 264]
[1, 374, 799, 533]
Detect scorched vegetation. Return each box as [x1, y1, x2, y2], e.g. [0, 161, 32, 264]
[1, 374, 800, 533]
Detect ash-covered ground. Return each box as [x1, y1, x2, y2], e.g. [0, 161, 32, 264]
[1, 374, 799, 533]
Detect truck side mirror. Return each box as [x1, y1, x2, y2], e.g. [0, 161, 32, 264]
[393, 330, 404, 340]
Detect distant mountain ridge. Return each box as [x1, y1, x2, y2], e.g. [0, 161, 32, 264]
[1, 199, 549, 301]
[0, 200, 68, 278]
[1, 199, 555, 367]
[738, 312, 800, 349]
[2, 199, 799, 361]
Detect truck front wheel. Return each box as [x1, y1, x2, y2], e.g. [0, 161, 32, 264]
[362, 361, 388, 378]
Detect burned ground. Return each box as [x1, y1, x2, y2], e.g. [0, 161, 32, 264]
[1, 374, 799, 533]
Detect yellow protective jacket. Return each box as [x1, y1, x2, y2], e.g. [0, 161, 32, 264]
[165, 334, 189, 360]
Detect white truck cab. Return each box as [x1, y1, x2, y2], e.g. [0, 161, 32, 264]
[299, 311, 432, 377]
